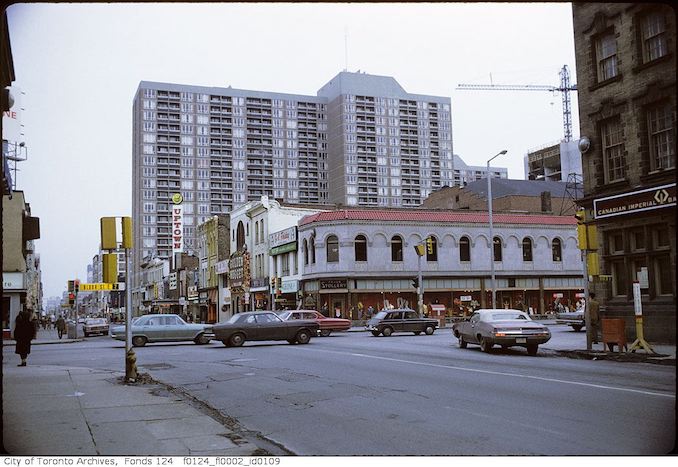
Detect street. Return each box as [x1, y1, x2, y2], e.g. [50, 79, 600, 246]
[4, 325, 675, 455]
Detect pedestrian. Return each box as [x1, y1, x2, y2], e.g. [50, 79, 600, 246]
[588, 293, 600, 344]
[56, 314, 66, 339]
[14, 309, 37, 367]
[367, 305, 374, 319]
[334, 307, 341, 319]
[321, 302, 329, 317]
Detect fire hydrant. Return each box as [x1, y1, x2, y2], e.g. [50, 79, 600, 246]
[126, 348, 138, 382]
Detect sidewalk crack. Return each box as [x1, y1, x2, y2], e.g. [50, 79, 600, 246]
[67, 368, 101, 455]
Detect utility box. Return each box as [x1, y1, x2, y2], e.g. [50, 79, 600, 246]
[67, 321, 78, 339]
[602, 318, 627, 353]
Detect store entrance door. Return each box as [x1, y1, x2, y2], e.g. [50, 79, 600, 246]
[332, 298, 345, 319]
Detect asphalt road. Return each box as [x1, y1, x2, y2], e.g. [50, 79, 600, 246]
[10, 326, 676, 455]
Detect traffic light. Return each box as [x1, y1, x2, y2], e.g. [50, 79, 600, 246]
[426, 237, 434, 255]
[412, 278, 419, 289]
[575, 209, 598, 250]
[270, 276, 276, 288]
[68, 280, 75, 292]
[103, 253, 117, 283]
[276, 277, 282, 289]
[68, 293, 75, 305]
[74, 280, 80, 294]
[101, 217, 117, 250]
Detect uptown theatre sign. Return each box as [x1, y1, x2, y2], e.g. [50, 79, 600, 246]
[594, 183, 676, 219]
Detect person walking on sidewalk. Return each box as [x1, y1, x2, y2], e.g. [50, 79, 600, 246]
[56, 315, 66, 339]
[589, 293, 600, 344]
[14, 309, 37, 367]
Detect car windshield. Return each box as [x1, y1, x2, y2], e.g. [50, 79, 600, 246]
[490, 312, 528, 321]
[278, 311, 292, 320]
[226, 313, 244, 324]
[86, 319, 106, 325]
[373, 311, 388, 319]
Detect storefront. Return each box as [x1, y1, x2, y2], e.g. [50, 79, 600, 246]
[228, 249, 250, 315]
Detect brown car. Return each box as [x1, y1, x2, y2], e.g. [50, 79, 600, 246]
[278, 309, 351, 337]
[83, 318, 109, 337]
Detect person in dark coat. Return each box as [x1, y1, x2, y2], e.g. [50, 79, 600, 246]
[14, 309, 37, 367]
[55, 315, 66, 339]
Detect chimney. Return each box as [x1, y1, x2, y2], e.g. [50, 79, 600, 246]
[541, 191, 552, 212]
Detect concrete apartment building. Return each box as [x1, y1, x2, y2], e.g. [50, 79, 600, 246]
[131, 71, 454, 290]
[453, 154, 508, 186]
[524, 140, 582, 182]
[572, 3, 676, 342]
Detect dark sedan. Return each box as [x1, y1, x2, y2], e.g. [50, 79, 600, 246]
[213, 311, 320, 347]
[365, 308, 438, 337]
[452, 309, 551, 356]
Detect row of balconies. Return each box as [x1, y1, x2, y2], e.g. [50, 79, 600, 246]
[247, 119, 273, 126]
[156, 181, 180, 189]
[157, 113, 180, 121]
[209, 171, 233, 179]
[157, 136, 180, 144]
[210, 182, 233, 190]
[247, 109, 273, 117]
[247, 170, 273, 177]
[210, 117, 233, 125]
[157, 148, 181, 155]
[248, 180, 274, 187]
[297, 112, 318, 119]
[157, 124, 180, 132]
[210, 108, 233, 115]
[157, 91, 180, 100]
[157, 103, 180, 111]
[246, 98, 272, 106]
[210, 128, 233, 136]
[157, 157, 180, 166]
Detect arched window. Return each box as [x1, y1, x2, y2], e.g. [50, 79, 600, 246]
[259, 221, 264, 243]
[552, 238, 562, 262]
[310, 235, 316, 264]
[254, 221, 259, 244]
[493, 236, 502, 262]
[459, 236, 470, 262]
[354, 235, 368, 262]
[303, 239, 309, 265]
[426, 236, 438, 262]
[391, 236, 403, 262]
[236, 221, 245, 250]
[523, 237, 533, 262]
[327, 235, 339, 263]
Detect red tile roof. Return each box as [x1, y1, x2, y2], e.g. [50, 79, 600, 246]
[298, 210, 576, 226]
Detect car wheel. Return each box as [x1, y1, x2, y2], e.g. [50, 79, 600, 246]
[371, 331, 380, 337]
[413, 331, 421, 335]
[229, 333, 245, 347]
[194, 333, 210, 345]
[287, 339, 296, 344]
[296, 329, 312, 344]
[382, 327, 393, 337]
[424, 325, 435, 335]
[132, 336, 147, 347]
[459, 335, 468, 348]
[527, 344, 538, 356]
[479, 336, 493, 353]
[572, 325, 583, 332]
[320, 329, 332, 337]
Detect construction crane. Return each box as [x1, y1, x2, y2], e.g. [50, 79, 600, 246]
[457, 65, 578, 142]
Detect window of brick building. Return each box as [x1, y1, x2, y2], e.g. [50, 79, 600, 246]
[601, 118, 626, 183]
[552, 238, 562, 262]
[647, 103, 675, 171]
[354, 235, 368, 262]
[391, 236, 403, 262]
[522, 237, 533, 262]
[595, 32, 618, 82]
[459, 236, 471, 262]
[640, 11, 668, 63]
[326, 235, 339, 263]
[493, 236, 502, 262]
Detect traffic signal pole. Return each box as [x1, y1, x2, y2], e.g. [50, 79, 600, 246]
[418, 253, 423, 317]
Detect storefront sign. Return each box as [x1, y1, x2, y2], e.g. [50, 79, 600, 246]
[228, 251, 250, 288]
[172, 202, 184, 254]
[594, 183, 676, 219]
[187, 286, 198, 300]
[270, 242, 297, 256]
[280, 280, 299, 294]
[460, 295, 472, 302]
[215, 259, 228, 275]
[251, 278, 268, 289]
[320, 279, 347, 290]
[2, 272, 24, 290]
[169, 272, 177, 290]
[552, 293, 564, 298]
[269, 226, 297, 249]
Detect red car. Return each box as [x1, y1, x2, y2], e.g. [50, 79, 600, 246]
[278, 309, 351, 337]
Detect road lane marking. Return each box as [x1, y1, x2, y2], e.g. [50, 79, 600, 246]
[324, 350, 674, 399]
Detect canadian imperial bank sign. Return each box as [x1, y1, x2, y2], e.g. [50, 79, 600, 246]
[594, 183, 676, 219]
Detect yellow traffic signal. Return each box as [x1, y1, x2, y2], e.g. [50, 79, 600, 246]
[122, 217, 133, 249]
[101, 217, 117, 250]
[102, 254, 117, 283]
[587, 252, 600, 276]
[426, 237, 434, 255]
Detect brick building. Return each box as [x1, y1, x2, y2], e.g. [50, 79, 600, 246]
[572, 3, 676, 342]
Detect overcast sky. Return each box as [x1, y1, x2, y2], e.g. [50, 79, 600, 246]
[6, 2, 578, 299]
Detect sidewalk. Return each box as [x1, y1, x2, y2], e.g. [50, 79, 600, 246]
[2, 328, 264, 456]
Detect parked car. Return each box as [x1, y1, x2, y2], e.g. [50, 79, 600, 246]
[556, 310, 585, 331]
[213, 311, 319, 347]
[365, 308, 438, 337]
[452, 309, 551, 356]
[83, 318, 109, 337]
[278, 309, 351, 337]
[109, 314, 213, 347]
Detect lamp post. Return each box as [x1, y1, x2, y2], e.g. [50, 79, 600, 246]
[487, 150, 507, 309]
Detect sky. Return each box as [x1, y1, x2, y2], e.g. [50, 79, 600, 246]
[5, 2, 579, 300]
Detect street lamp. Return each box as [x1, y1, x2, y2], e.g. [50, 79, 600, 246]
[487, 149, 507, 309]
